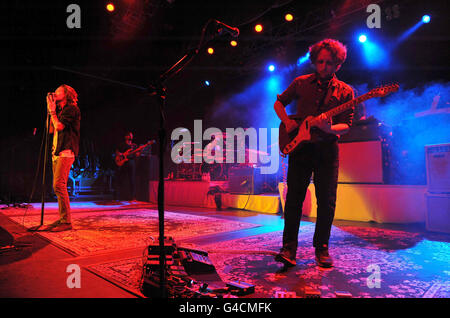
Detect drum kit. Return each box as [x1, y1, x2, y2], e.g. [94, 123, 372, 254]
[174, 135, 269, 181]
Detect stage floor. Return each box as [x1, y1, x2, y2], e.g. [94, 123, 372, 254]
[1, 201, 449, 299]
[149, 180, 429, 223]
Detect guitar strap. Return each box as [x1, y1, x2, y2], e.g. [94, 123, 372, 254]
[317, 81, 334, 114]
[312, 80, 335, 142]
[323, 85, 334, 111]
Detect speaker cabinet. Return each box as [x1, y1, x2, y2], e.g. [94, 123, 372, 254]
[426, 193, 450, 233]
[338, 140, 384, 183]
[228, 166, 262, 194]
[425, 144, 450, 193]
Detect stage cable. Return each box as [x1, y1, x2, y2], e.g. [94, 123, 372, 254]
[242, 190, 251, 211]
[281, 154, 288, 217]
[207, 249, 277, 256]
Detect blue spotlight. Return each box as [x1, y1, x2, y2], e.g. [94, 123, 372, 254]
[297, 52, 310, 66]
[357, 33, 388, 69]
[204, 80, 210, 86]
[268, 64, 276, 72]
[397, 15, 431, 44]
[361, 40, 388, 69]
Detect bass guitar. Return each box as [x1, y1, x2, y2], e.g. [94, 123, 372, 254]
[278, 84, 399, 155]
[115, 140, 156, 167]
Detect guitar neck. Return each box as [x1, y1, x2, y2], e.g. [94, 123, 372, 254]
[131, 144, 148, 154]
[130, 141, 154, 155]
[310, 93, 372, 125]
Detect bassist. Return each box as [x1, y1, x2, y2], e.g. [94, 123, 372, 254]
[274, 39, 354, 268]
[115, 132, 139, 201]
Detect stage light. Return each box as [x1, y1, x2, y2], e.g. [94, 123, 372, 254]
[361, 40, 388, 69]
[207, 47, 214, 55]
[422, 15, 431, 23]
[204, 81, 210, 87]
[230, 40, 237, 47]
[106, 3, 115, 12]
[255, 24, 263, 33]
[285, 13, 294, 22]
[268, 64, 276, 72]
[359, 34, 367, 43]
[397, 15, 431, 44]
[297, 52, 310, 66]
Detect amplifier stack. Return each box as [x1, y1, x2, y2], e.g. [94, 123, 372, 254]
[425, 144, 450, 234]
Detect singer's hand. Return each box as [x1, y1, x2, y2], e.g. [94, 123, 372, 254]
[46, 93, 56, 113]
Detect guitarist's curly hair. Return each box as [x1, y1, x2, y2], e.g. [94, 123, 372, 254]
[309, 39, 347, 66]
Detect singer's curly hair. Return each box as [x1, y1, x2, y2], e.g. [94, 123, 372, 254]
[60, 84, 78, 107]
[309, 39, 347, 66]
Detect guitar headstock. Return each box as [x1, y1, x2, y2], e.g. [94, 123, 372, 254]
[368, 83, 399, 98]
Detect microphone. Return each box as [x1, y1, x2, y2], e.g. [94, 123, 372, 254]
[214, 19, 239, 38]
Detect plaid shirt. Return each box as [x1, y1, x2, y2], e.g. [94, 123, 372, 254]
[277, 72, 354, 141]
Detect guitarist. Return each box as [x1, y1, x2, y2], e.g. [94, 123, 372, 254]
[115, 131, 140, 201]
[274, 39, 355, 268]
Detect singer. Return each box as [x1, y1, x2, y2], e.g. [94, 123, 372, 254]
[45, 84, 81, 232]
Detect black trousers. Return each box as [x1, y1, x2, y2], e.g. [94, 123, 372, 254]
[282, 140, 339, 255]
[116, 160, 136, 200]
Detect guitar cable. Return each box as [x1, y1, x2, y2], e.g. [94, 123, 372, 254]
[280, 154, 288, 216]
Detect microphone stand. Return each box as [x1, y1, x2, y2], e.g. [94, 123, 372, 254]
[29, 113, 51, 232]
[148, 47, 199, 298]
[147, 19, 220, 298]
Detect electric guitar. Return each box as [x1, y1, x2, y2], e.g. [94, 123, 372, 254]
[278, 84, 399, 155]
[115, 140, 156, 167]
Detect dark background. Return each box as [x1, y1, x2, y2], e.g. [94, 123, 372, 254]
[2, 0, 449, 203]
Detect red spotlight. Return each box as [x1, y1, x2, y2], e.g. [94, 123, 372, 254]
[106, 3, 115, 12]
[207, 47, 214, 55]
[254, 24, 263, 33]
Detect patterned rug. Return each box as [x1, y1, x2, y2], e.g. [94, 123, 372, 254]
[86, 222, 450, 298]
[0, 201, 153, 217]
[8, 209, 260, 256]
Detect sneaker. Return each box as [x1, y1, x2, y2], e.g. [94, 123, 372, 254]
[315, 247, 333, 268]
[49, 223, 73, 232]
[275, 249, 296, 267]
